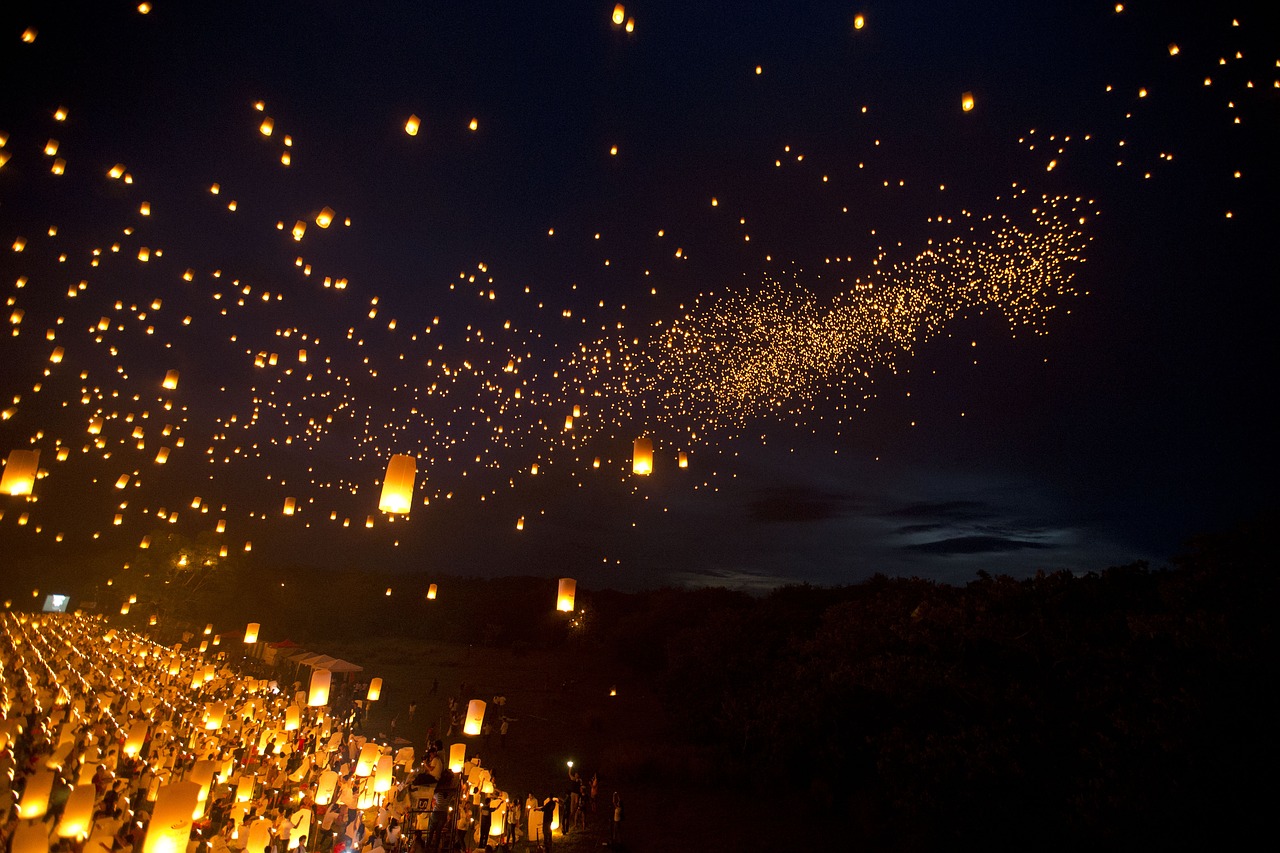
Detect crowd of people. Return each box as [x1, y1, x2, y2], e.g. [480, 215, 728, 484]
[1, 613, 624, 853]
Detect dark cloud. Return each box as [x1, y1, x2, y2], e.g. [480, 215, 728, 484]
[747, 487, 858, 524]
[906, 536, 1052, 555]
[884, 501, 992, 522]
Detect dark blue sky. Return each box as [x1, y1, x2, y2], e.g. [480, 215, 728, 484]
[1, 1, 1275, 594]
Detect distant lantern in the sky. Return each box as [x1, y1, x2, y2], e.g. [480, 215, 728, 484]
[154, 447, 170, 464]
[378, 454, 416, 514]
[469, 118, 478, 131]
[22, 27, 37, 43]
[1168, 43, 1180, 56]
[405, 114, 420, 136]
[678, 451, 689, 469]
[632, 437, 654, 475]
[592, 456, 600, 469]
[292, 220, 306, 241]
[367, 678, 383, 701]
[612, 4, 625, 25]
[49, 346, 64, 363]
[163, 369, 179, 390]
[564, 415, 574, 430]
[854, 13, 866, 30]
[464, 699, 486, 735]
[115, 475, 130, 489]
[244, 622, 260, 644]
[283, 497, 296, 516]
[316, 207, 335, 228]
[557, 578, 576, 612]
[962, 91, 975, 112]
[259, 117, 274, 136]
[427, 584, 438, 600]
[516, 516, 525, 530]
[1, 449, 40, 496]
[297, 348, 307, 363]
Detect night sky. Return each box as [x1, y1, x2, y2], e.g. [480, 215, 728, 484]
[1, 1, 1275, 595]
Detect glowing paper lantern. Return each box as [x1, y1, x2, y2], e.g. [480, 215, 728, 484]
[314, 770, 338, 806]
[1, 448, 40, 496]
[244, 622, 259, 644]
[962, 91, 975, 112]
[448, 743, 466, 773]
[367, 678, 382, 701]
[162, 370, 179, 390]
[124, 720, 149, 756]
[374, 755, 393, 793]
[378, 454, 416, 514]
[11, 822, 51, 853]
[288, 810, 311, 849]
[463, 700, 486, 736]
[612, 4, 625, 25]
[405, 115, 420, 136]
[235, 774, 255, 803]
[556, 578, 576, 612]
[204, 702, 226, 730]
[18, 768, 55, 818]
[316, 207, 335, 228]
[57, 784, 96, 839]
[629, 437, 653, 476]
[427, 584, 437, 600]
[355, 743, 379, 777]
[245, 818, 271, 853]
[283, 497, 296, 516]
[284, 705, 300, 731]
[142, 780, 200, 853]
[308, 668, 331, 706]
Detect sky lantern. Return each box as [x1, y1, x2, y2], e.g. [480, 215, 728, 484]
[56, 784, 96, 839]
[204, 703, 226, 730]
[378, 454, 416, 514]
[309, 668, 331, 705]
[314, 770, 338, 806]
[235, 775, 256, 804]
[124, 720, 149, 756]
[854, 13, 866, 30]
[144, 781, 201, 853]
[163, 370, 179, 390]
[292, 220, 306, 241]
[448, 743, 466, 773]
[244, 622, 259, 643]
[962, 91, 975, 112]
[355, 743, 379, 777]
[612, 4, 625, 25]
[49, 346, 65, 363]
[259, 117, 274, 136]
[11, 822, 51, 853]
[367, 677, 383, 701]
[316, 207, 335, 228]
[283, 497, 296, 515]
[2, 448, 40, 496]
[18, 769, 54, 818]
[427, 583, 437, 600]
[405, 115, 420, 135]
[464, 699, 486, 735]
[557, 578, 576, 612]
[374, 755, 394, 793]
[632, 437, 653, 475]
[678, 451, 689, 468]
[284, 704, 300, 731]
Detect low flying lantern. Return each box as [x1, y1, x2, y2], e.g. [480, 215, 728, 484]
[427, 584, 437, 600]
[284, 704, 300, 731]
[557, 578, 576, 612]
[463, 699, 486, 735]
[405, 114, 420, 136]
[234, 774, 255, 804]
[163, 370, 179, 390]
[204, 703, 226, 730]
[308, 668, 331, 706]
[355, 742, 379, 777]
[1, 448, 40, 496]
[374, 755, 393, 793]
[448, 743, 466, 773]
[378, 454, 416, 514]
[367, 677, 382, 701]
[632, 437, 653, 475]
[962, 91, 975, 112]
[314, 770, 338, 806]
[316, 207, 335, 228]
[244, 622, 259, 644]
[283, 497, 296, 516]
[57, 784, 96, 839]
[18, 768, 54, 818]
[678, 451, 689, 468]
[612, 4, 625, 25]
[124, 720, 149, 756]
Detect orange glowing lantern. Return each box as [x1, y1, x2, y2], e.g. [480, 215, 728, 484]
[378, 454, 416, 514]
[367, 678, 382, 701]
[557, 578, 576, 612]
[632, 437, 653, 475]
[1, 449, 40, 496]
[464, 700, 486, 735]
[244, 622, 259, 644]
[309, 668, 331, 706]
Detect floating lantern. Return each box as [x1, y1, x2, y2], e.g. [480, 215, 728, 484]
[18, 769, 54, 818]
[405, 115, 420, 136]
[244, 622, 259, 643]
[124, 720, 149, 756]
[120, 602, 131, 615]
[154, 447, 170, 464]
[235, 774, 256, 804]
[49, 346, 64, 363]
[557, 578, 576, 612]
[205, 703, 226, 730]
[1, 448, 40, 496]
[427, 584, 437, 600]
[355, 743, 379, 776]
[316, 207, 334, 228]
[292, 220, 306, 241]
[309, 668, 331, 706]
[854, 13, 866, 30]
[612, 4, 625, 25]
[678, 451, 689, 468]
[314, 770, 338, 806]
[374, 755, 393, 793]
[962, 91, 975, 112]
[284, 704, 300, 731]
[283, 497, 296, 515]
[367, 678, 382, 701]
[259, 117, 274, 136]
[378, 454, 416, 514]
[632, 437, 653, 475]
[463, 700, 486, 736]
[448, 743, 466, 773]
[57, 784, 96, 839]
[163, 370, 179, 390]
